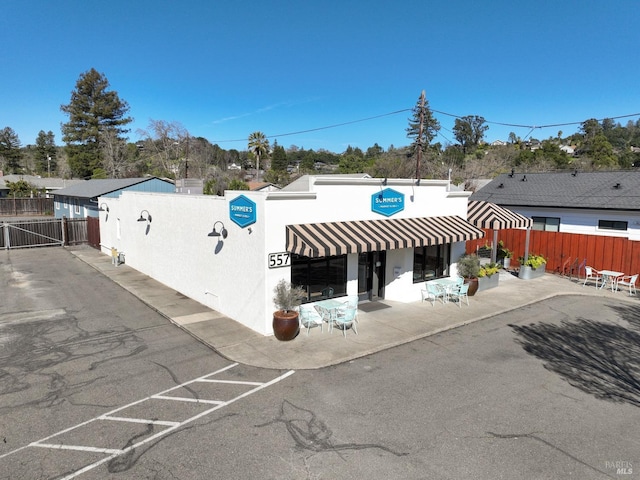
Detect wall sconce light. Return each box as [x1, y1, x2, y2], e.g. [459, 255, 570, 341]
[208, 221, 228, 239]
[99, 203, 109, 212]
[382, 178, 387, 186]
[415, 178, 421, 186]
[137, 210, 152, 223]
[571, 169, 578, 177]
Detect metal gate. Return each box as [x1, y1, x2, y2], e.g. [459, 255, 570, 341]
[1, 218, 88, 250]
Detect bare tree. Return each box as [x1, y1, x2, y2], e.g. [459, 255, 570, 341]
[136, 119, 189, 176]
[101, 128, 128, 178]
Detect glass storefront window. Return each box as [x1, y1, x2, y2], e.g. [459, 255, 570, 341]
[291, 254, 347, 303]
[413, 244, 450, 283]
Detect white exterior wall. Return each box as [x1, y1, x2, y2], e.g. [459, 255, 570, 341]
[508, 206, 640, 240]
[98, 177, 473, 336]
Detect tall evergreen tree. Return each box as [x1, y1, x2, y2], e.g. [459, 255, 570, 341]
[406, 91, 440, 178]
[61, 68, 132, 178]
[0, 127, 23, 174]
[35, 130, 57, 176]
[270, 141, 288, 172]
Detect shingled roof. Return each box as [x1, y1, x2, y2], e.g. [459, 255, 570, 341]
[52, 177, 172, 199]
[470, 170, 640, 211]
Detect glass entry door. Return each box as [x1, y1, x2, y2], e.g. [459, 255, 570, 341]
[358, 251, 386, 301]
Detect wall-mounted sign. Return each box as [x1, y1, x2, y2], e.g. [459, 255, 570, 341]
[371, 188, 404, 217]
[229, 195, 256, 227]
[268, 252, 291, 269]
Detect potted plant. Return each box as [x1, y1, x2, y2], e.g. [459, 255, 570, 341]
[478, 262, 500, 291]
[272, 279, 306, 341]
[517, 253, 547, 280]
[456, 254, 481, 296]
[496, 241, 513, 269]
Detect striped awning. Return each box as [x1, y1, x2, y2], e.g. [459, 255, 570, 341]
[467, 200, 533, 229]
[286, 216, 485, 258]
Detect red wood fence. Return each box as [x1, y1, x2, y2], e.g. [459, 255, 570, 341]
[467, 229, 640, 277]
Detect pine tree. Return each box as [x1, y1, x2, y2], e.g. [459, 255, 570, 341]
[0, 127, 23, 174]
[61, 68, 132, 178]
[406, 91, 440, 178]
[35, 130, 57, 176]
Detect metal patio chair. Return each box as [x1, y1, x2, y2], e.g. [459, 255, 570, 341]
[333, 301, 358, 338]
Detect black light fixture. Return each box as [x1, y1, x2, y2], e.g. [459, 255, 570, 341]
[571, 169, 578, 177]
[415, 178, 421, 186]
[508, 168, 514, 178]
[521, 175, 527, 182]
[137, 209, 152, 222]
[208, 221, 228, 239]
[382, 178, 387, 186]
[99, 203, 109, 212]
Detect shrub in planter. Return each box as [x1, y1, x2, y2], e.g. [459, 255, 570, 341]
[478, 262, 501, 291]
[457, 254, 481, 296]
[497, 240, 513, 268]
[272, 279, 306, 341]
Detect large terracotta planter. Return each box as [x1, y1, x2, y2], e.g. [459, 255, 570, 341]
[273, 310, 300, 341]
[464, 277, 479, 296]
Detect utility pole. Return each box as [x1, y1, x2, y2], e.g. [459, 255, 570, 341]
[415, 90, 425, 180]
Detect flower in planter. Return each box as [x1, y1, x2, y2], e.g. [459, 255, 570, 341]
[497, 240, 513, 259]
[518, 254, 547, 270]
[478, 262, 500, 277]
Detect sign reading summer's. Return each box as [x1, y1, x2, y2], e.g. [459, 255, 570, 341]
[371, 188, 404, 217]
[229, 195, 256, 227]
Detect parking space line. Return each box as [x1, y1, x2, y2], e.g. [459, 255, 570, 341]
[151, 395, 224, 405]
[32, 443, 123, 455]
[100, 416, 180, 427]
[197, 379, 263, 386]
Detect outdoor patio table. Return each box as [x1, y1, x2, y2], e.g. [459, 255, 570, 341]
[433, 278, 459, 302]
[598, 270, 624, 291]
[314, 298, 346, 331]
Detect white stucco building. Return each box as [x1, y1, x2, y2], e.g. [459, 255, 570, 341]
[98, 175, 483, 336]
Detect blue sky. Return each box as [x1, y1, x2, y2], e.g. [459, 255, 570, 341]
[2, 0, 639, 154]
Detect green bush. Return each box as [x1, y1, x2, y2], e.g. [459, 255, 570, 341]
[518, 254, 547, 270]
[457, 254, 481, 278]
[479, 262, 500, 277]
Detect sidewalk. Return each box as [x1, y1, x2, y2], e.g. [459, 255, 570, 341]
[68, 246, 635, 370]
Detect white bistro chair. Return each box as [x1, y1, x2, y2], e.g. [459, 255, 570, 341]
[583, 266, 602, 288]
[615, 274, 638, 296]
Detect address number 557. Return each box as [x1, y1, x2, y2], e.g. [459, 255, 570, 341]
[268, 252, 291, 268]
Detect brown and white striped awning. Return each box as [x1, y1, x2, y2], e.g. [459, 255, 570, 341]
[286, 216, 485, 258]
[467, 200, 532, 230]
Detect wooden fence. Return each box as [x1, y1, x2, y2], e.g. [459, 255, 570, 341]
[467, 228, 640, 277]
[0, 197, 54, 216]
[0, 217, 87, 249]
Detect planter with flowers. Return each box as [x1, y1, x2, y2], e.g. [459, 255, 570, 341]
[478, 262, 501, 291]
[518, 254, 547, 280]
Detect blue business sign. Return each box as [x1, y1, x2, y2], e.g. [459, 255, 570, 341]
[229, 195, 256, 227]
[371, 188, 404, 217]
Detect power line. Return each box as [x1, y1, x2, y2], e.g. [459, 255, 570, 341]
[211, 109, 411, 143]
[210, 106, 640, 144]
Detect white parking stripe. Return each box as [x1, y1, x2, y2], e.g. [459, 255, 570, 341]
[99, 416, 180, 427]
[3, 363, 295, 479]
[33, 443, 123, 455]
[197, 379, 263, 385]
[151, 395, 224, 405]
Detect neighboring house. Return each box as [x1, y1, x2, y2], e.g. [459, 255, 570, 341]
[53, 177, 174, 219]
[470, 170, 640, 240]
[491, 140, 507, 146]
[247, 181, 281, 192]
[0, 174, 84, 198]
